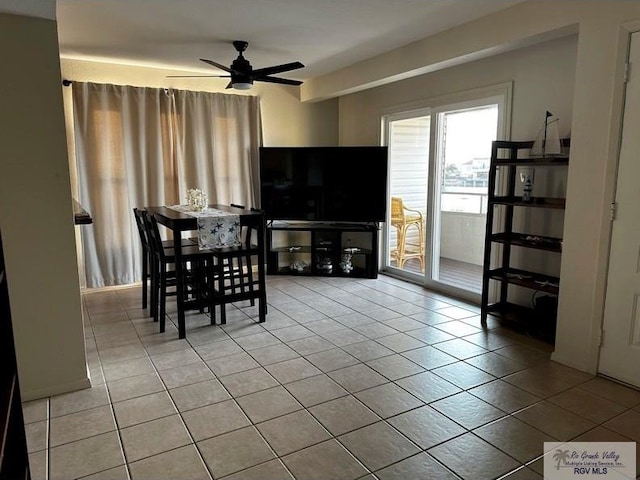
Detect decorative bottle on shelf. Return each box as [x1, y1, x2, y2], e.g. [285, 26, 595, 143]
[520, 168, 535, 202]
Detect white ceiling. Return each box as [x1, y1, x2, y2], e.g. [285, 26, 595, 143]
[55, 0, 524, 82]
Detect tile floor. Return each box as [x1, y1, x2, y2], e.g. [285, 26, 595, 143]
[22, 274, 640, 480]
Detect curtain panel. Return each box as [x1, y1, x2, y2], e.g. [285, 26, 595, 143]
[72, 82, 262, 288]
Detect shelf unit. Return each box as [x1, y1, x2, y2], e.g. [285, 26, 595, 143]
[266, 221, 379, 279]
[480, 140, 569, 341]
[0, 231, 31, 480]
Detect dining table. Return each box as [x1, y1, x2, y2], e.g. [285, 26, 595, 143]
[145, 204, 267, 339]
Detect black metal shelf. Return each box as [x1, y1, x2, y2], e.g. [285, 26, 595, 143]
[491, 232, 562, 253]
[487, 267, 560, 295]
[490, 196, 566, 209]
[480, 140, 568, 344]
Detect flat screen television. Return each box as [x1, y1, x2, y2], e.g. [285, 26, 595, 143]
[259, 146, 388, 223]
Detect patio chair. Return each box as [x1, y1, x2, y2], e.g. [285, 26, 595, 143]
[390, 196, 425, 271]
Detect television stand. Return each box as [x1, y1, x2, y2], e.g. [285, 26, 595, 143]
[266, 221, 379, 278]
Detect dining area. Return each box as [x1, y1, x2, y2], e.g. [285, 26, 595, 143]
[135, 204, 267, 340]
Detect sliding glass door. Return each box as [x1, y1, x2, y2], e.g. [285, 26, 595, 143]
[383, 87, 509, 302]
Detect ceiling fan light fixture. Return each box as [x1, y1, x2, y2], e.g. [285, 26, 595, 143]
[232, 81, 253, 90]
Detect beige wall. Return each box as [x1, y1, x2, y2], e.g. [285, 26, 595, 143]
[0, 13, 89, 400]
[328, 2, 640, 374]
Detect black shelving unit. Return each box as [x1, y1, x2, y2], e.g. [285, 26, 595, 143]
[480, 140, 569, 342]
[0, 231, 31, 480]
[266, 221, 379, 279]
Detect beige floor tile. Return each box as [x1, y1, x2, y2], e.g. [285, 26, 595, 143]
[405, 326, 455, 344]
[433, 338, 489, 360]
[194, 338, 243, 360]
[432, 361, 496, 389]
[107, 372, 165, 403]
[321, 328, 370, 347]
[431, 392, 506, 429]
[579, 377, 640, 408]
[129, 444, 211, 480]
[500, 466, 543, 479]
[365, 353, 425, 380]
[395, 371, 462, 403]
[401, 345, 458, 369]
[341, 340, 395, 361]
[219, 367, 279, 397]
[198, 426, 276, 478]
[474, 416, 556, 463]
[282, 439, 368, 480]
[113, 391, 177, 428]
[150, 348, 202, 371]
[236, 385, 303, 423]
[306, 348, 360, 372]
[493, 344, 550, 366]
[286, 335, 336, 355]
[375, 452, 460, 480]
[603, 409, 640, 442]
[222, 459, 294, 480]
[79, 465, 130, 479]
[206, 351, 261, 376]
[433, 320, 482, 337]
[102, 356, 155, 382]
[158, 362, 215, 389]
[169, 379, 231, 412]
[502, 369, 575, 398]
[248, 343, 300, 365]
[327, 363, 389, 393]
[306, 318, 351, 335]
[119, 414, 192, 463]
[339, 421, 420, 471]
[270, 325, 315, 342]
[182, 399, 251, 441]
[50, 384, 110, 418]
[468, 379, 541, 413]
[461, 331, 518, 350]
[382, 316, 426, 332]
[265, 357, 323, 384]
[49, 431, 124, 480]
[354, 382, 423, 418]
[283, 374, 349, 407]
[257, 410, 331, 456]
[97, 342, 147, 364]
[22, 398, 49, 424]
[514, 401, 596, 441]
[25, 420, 47, 453]
[374, 332, 427, 352]
[436, 306, 478, 320]
[387, 405, 466, 449]
[428, 433, 520, 480]
[50, 405, 116, 447]
[28, 450, 47, 480]
[309, 395, 380, 436]
[548, 387, 627, 423]
[409, 309, 455, 325]
[353, 322, 401, 339]
[465, 351, 528, 377]
[233, 331, 282, 350]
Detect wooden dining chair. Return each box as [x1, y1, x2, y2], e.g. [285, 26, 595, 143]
[143, 211, 214, 332]
[209, 205, 266, 324]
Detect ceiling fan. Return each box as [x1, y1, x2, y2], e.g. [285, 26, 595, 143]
[168, 40, 304, 90]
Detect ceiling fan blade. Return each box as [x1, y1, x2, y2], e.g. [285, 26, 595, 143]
[166, 75, 230, 78]
[256, 76, 303, 86]
[200, 58, 235, 73]
[252, 61, 304, 77]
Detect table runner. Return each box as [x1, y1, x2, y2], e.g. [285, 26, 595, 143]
[167, 205, 242, 249]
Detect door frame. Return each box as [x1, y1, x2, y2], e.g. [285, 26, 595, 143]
[380, 82, 513, 303]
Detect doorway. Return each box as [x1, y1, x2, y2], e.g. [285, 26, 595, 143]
[598, 31, 640, 389]
[383, 87, 510, 302]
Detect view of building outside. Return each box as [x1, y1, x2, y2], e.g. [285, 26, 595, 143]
[440, 105, 498, 214]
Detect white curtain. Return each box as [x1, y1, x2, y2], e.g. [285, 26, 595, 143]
[73, 82, 262, 288]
